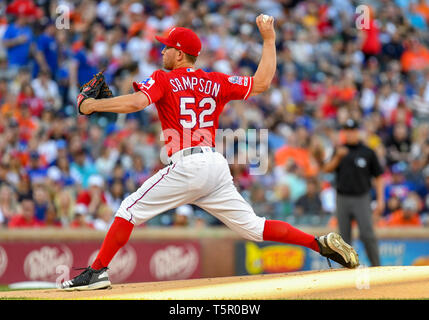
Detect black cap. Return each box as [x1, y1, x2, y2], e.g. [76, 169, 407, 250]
[343, 119, 359, 130]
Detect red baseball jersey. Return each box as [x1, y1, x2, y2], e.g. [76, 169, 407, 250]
[133, 67, 253, 156]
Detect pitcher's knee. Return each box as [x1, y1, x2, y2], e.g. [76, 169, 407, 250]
[232, 216, 266, 242]
[115, 207, 136, 225]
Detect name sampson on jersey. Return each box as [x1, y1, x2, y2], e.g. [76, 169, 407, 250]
[169, 76, 221, 97]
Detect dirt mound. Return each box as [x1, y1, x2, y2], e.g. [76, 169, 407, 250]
[1, 266, 428, 300]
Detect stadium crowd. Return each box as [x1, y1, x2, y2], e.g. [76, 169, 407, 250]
[1, 0, 429, 230]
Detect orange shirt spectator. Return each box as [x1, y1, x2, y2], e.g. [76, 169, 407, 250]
[275, 145, 318, 177]
[163, 0, 180, 15]
[383, 209, 422, 226]
[415, 0, 429, 23]
[382, 198, 422, 227]
[401, 39, 429, 72]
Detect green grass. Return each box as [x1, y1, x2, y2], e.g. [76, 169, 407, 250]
[0, 285, 49, 292]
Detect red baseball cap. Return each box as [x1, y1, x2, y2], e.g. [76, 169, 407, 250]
[155, 27, 202, 57]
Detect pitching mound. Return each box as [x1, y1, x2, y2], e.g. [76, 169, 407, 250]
[1, 266, 429, 299]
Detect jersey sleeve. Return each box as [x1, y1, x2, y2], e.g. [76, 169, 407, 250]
[216, 73, 254, 103]
[132, 70, 166, 104]
[369, 149, 384, 177]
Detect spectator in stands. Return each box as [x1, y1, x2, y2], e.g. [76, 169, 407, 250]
[400, 37, 429, 73]
[15, 172, 32, 202]
[54, 188, 75, 228]
[273, 183, 294, 221]
[385, 195, 401, 217]
[0, 162, 13, 188]
[382, 196, 422, 227]
[106, 179, 126, 213]
[8, 196, 43, 228]
[406, 2, 427, 31]
[25, 151, 48, 184]
[2, 11, 34, 75]
[381, 31, 404, 66]
[33, 20, 59, 79]
[55, 154, 76, 187]
[71, 35, 99, 87]
[384, 162, 417, 202]
[360, 6, 381, 62]
[249, 183, 274, 218]
[173, 205, 193, 227]
[294, 178, 326, 225]
[31, 69, 61, 111]
[32, 184, 50, 223]
[93, 204, 114, 231]
[76, 174, 107, 218]
[16, 102, 39, 143]
[70, 148, 98, 188]
[17, 82, 44, 117]
[417, 166, 429, 215]
[385, 123, 412, 166]
[129, 153, 150, 187]
[44, 202, 62, 228]
[405, 156, 426, 189]
[275, 159, 307, 203]
[0, 183, 18, 227]
[70, 203, 94, 229]
[107, 162, 130, 187]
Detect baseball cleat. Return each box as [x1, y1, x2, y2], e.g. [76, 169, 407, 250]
[316, 232, 359, 269]
[60, 266, 111, 291]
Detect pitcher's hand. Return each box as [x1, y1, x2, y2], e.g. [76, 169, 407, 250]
[256, 14, 275, 42]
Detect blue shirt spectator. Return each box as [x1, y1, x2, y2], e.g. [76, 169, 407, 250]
[2, 19, 34, 68]
[282, 71, 304, 104]
[26, 152, 48, 184]
[74, 46, 98, 86]
[33, 22, 58, 79]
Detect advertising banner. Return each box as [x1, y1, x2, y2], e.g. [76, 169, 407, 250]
[353, 239, 429, 267]
[0, 240, 201, 284]
[235, 239, 429, 275]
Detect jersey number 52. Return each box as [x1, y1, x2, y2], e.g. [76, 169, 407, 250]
[179, 97, 216, 129]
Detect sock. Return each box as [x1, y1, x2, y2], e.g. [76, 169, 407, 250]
[91, 217, 134, 270]
[262, 219, 320, 253]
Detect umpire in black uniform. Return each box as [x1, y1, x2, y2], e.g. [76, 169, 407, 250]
[322, 119, 385, 266]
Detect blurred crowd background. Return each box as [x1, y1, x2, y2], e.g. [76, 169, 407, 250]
[1, 0, 429, 230]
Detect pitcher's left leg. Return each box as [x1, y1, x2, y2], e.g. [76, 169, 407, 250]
[193, 180, 319, 250]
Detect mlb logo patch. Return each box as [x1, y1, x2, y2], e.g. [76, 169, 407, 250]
[228, 76, 243, 85]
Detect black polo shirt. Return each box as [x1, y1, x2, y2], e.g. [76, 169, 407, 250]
[333, 142, 384, 196]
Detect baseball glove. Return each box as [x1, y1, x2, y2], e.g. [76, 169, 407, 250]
[77, 72, 113, 115]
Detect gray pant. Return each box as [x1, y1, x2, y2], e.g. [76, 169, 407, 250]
[336, 192, 380, 266]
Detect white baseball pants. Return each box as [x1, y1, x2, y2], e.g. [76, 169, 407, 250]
[115, 148, 266, 241]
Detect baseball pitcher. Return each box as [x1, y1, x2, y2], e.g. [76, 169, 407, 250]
[62, 15, 359, 291]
